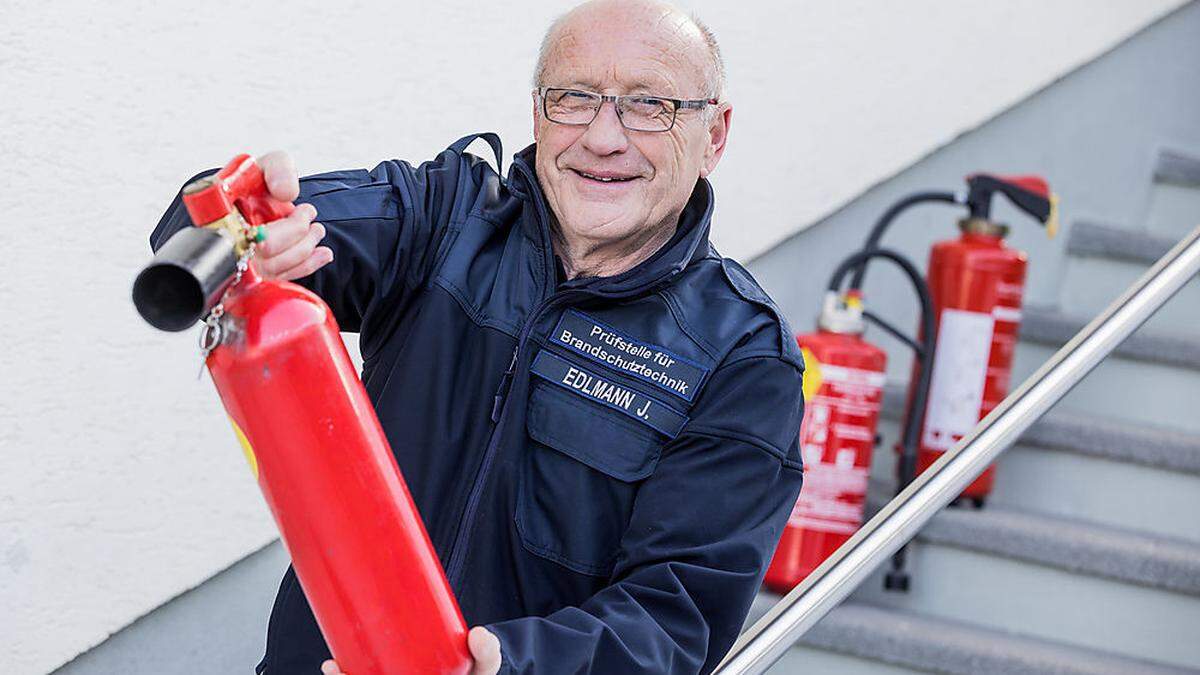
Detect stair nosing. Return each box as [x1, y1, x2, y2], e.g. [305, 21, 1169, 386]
[1155, 148, 1200, 188]
[880, 383, 1200, 474]
[1018, 305, 1200, 370]
[1066, 220, 1184, 265]
[915, 506, 1200, 596]
[777, 600, 1199, 675]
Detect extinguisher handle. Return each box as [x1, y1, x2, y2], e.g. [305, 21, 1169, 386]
[182, 154, 296, 227]
[965, 173, 1059, 237]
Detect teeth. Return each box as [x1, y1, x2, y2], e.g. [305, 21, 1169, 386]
[580, 171, 629, 182]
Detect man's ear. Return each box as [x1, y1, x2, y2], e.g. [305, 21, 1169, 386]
[531, 90, 541, 142]
[700, 103, 732, 178]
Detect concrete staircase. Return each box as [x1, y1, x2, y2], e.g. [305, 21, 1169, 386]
[752, 150, 1200, 673]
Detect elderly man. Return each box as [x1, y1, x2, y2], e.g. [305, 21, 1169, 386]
[151, 0, 804, 672]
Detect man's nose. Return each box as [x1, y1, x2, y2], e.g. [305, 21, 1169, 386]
[579, 100, 629, 155]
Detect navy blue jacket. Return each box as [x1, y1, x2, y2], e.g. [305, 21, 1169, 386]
[151, 134, 805, 674]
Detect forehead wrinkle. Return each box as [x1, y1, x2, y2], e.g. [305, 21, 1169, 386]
[552, 60, 679, 96]
[623, 2, 710, 88]
[535, 0, 723, 99]
[654, 16, 711, 94]
[542, 6, 709, 98]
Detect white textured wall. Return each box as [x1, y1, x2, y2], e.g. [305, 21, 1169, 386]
[0, 1, 1184, 672]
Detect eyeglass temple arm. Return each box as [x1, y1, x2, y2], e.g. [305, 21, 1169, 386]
[676, 98, 720, 110]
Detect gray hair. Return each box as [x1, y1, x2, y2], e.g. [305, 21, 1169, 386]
[689, 13, 726, 102]
[532, 7, 726, 102]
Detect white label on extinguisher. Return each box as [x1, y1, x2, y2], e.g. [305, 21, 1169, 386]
[992, 305, 1023, 323]
[819, 363, 888, 389]
[922, 309, 994, 451]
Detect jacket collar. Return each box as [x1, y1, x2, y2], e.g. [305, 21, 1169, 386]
[507, 143, 714, 297]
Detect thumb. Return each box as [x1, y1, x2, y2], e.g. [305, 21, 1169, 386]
[468, 626, 502, 675]
[257, 150, 300, 202]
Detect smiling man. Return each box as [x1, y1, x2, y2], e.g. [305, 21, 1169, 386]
[151, 1, 804, 673]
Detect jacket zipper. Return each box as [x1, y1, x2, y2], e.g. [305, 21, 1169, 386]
[447, 164, 563, 586]
[444, 157, 685, 587]
[445, 292, 566, 586]
[447, 287, 688, 585]
[490, 346, 519, 423]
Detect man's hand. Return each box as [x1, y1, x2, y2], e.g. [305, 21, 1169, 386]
[252, 151, 334, 281]
[318, 626, 502, 675]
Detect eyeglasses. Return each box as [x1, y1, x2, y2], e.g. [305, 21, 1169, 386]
[537, 87, 718, 133]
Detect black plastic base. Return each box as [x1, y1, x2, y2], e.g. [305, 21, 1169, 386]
[948, 495, 988, 510]
[883, 570, 911, 592]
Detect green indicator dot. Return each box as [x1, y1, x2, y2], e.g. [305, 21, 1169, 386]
[253, 226, 268, 243]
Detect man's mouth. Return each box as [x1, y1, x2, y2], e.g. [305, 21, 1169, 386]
[570, 169, 640, 183]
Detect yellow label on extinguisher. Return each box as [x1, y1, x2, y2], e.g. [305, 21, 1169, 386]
[800, 346, 822, 402]
[229, 417, 259, 481]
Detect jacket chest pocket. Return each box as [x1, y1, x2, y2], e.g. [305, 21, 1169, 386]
[516, 380, 666, 577]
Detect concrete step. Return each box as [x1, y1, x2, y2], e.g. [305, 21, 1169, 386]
[1012, 309, 1200, 433]
[1060, 221, 1199, 334]
[771, 642, 928, 675]
[1019, 304, 1200, 371]
[746, 597, 1198, 675]
[875, 383, 1200, 542]
[1147, 149, 1200, 241]
[990, 413, 1200, 543]
[878, 383, 1200, 473]
[851, 507, 1200, 669]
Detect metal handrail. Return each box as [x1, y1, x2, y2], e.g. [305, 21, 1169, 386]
[715, 223, 1200, 675]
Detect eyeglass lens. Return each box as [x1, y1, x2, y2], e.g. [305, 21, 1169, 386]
[544, 89, 675, 132]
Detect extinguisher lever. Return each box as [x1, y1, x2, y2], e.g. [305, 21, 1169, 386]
[965, 173, 1058, 237]
[220, 154, 296, 226]
[183, 154, 296, 228]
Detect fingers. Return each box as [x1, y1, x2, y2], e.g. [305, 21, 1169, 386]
[259, 150, 299, 202]
[277, 246, 335, 282]
[257, 203, 317, 259]
[468, 626, 502, 675]
[260, 221, 326, 277]
[253, 203, 332, 280]
[320, 659, 345, 674]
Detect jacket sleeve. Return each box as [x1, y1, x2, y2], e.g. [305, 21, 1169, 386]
[487, 354, 805, 674]
[148, 144, 486, 356]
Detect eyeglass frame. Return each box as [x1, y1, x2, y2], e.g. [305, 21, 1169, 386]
[535, 86, 720, 133]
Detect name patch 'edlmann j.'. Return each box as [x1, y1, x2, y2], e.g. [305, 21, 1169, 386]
[532, 351, 688, 438]
[551, 310, 709, 402]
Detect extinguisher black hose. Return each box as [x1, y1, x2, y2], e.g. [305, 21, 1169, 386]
[827, 247, 936, 592]
[847, 191, 959, 292]
[862, 309, 924, 357]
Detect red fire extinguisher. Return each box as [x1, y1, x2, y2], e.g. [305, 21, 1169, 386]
[132, 156, 472, 674]
[765, 246, 935, 593]
[909, 175, 1057, 505]
[764, 291, 887, 592]
[845, 174, 1056, 507]
[767, 176, 1055, 593]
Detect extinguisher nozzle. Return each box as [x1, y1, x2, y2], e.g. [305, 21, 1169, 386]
[132, 226, 239, 332]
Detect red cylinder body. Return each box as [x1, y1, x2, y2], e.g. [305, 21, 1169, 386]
[909, 230, 1026, 501]
[764, 330, 886, 593]
[179, 155, 470, 673]
[207, 268, 471, 674]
